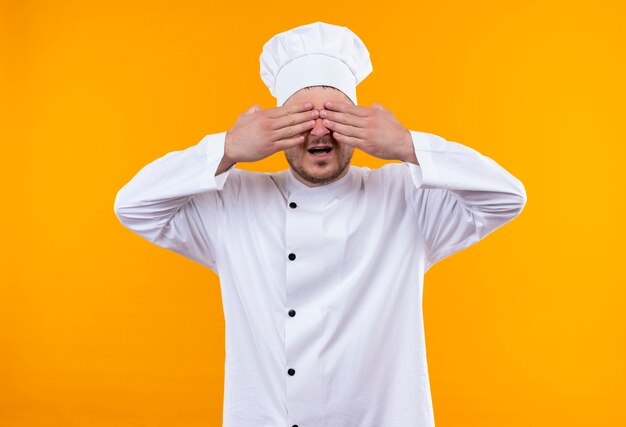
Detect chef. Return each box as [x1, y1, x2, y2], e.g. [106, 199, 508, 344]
[114, 21, 527, 427]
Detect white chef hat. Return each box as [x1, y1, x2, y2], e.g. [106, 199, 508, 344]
[260, 21, 373, 106]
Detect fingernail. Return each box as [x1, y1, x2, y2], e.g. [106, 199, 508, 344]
[319, 110, 326, 117]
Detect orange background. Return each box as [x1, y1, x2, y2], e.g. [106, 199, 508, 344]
[2, 0, 625, 426]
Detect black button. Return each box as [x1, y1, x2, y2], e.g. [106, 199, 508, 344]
[288, 309, 296, 317]
[292, 425, 299, 427]
[287, 368, 295, 376]
[289, 202, 297, 209]
[288, 253, 296, 261]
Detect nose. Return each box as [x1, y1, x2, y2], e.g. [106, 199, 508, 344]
[309, 117, 330, 137]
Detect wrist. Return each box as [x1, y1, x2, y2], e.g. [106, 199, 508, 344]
[223, 131, 238, 165]
[399, 130, 419, 164]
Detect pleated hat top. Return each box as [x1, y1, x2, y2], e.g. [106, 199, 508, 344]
[260, 21, 373, 106]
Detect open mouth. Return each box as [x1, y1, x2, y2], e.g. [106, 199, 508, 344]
[307, 146, 333, 158]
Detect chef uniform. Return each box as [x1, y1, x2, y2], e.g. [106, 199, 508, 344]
[114, 22, 527, 427]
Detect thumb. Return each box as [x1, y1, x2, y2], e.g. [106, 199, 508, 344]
[245, 104, 263, 114]
[371, 102, 385, 111]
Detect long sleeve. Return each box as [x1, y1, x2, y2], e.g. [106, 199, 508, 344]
[113, 131, 235, 273]
[402, 130, 527, 271]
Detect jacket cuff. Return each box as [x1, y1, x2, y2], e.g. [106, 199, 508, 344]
[403, 130, 443, 189]
[203, 131, 234, 190]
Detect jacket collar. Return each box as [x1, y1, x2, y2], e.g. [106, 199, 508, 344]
[281, 165, 358, 204]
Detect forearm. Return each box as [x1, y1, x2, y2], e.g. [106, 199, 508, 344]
[405, 130, 527, 268]
[407, 129, 528, 229]
[114, 132, 232, 242]
[407, 130, 526, 203]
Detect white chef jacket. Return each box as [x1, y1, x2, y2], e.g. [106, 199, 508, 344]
[114, 130, 527, 427]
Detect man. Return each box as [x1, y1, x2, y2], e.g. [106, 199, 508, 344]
[114, 22, 527, 427]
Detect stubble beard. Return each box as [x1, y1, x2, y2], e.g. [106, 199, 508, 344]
[285, 134, 353, 186]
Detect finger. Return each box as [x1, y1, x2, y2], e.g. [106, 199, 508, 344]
[274, 134, 306, 151]
[319, 109, 367, 128]
[266, 102, 314, 119]
[270, 109, 319, 130]
[323, 101, 369, 117]
[322, 119, 368, 139]
[332, 131, 365, 149]
[272, 119, 316, 141]
[371, 102, 385, 111]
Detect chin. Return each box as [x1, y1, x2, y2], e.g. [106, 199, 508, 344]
[299, 163, 348, 185]
[306, 172, 336, 183]
[285, 146, 353, 186]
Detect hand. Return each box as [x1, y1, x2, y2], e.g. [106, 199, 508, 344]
[224, 103, 319, 164]
[319, 101, 418, 164]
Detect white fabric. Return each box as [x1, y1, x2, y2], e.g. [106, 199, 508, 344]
[114, 130, 527, 427]
[274, 54, 357, 107]
[260, 21, 373, 106]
